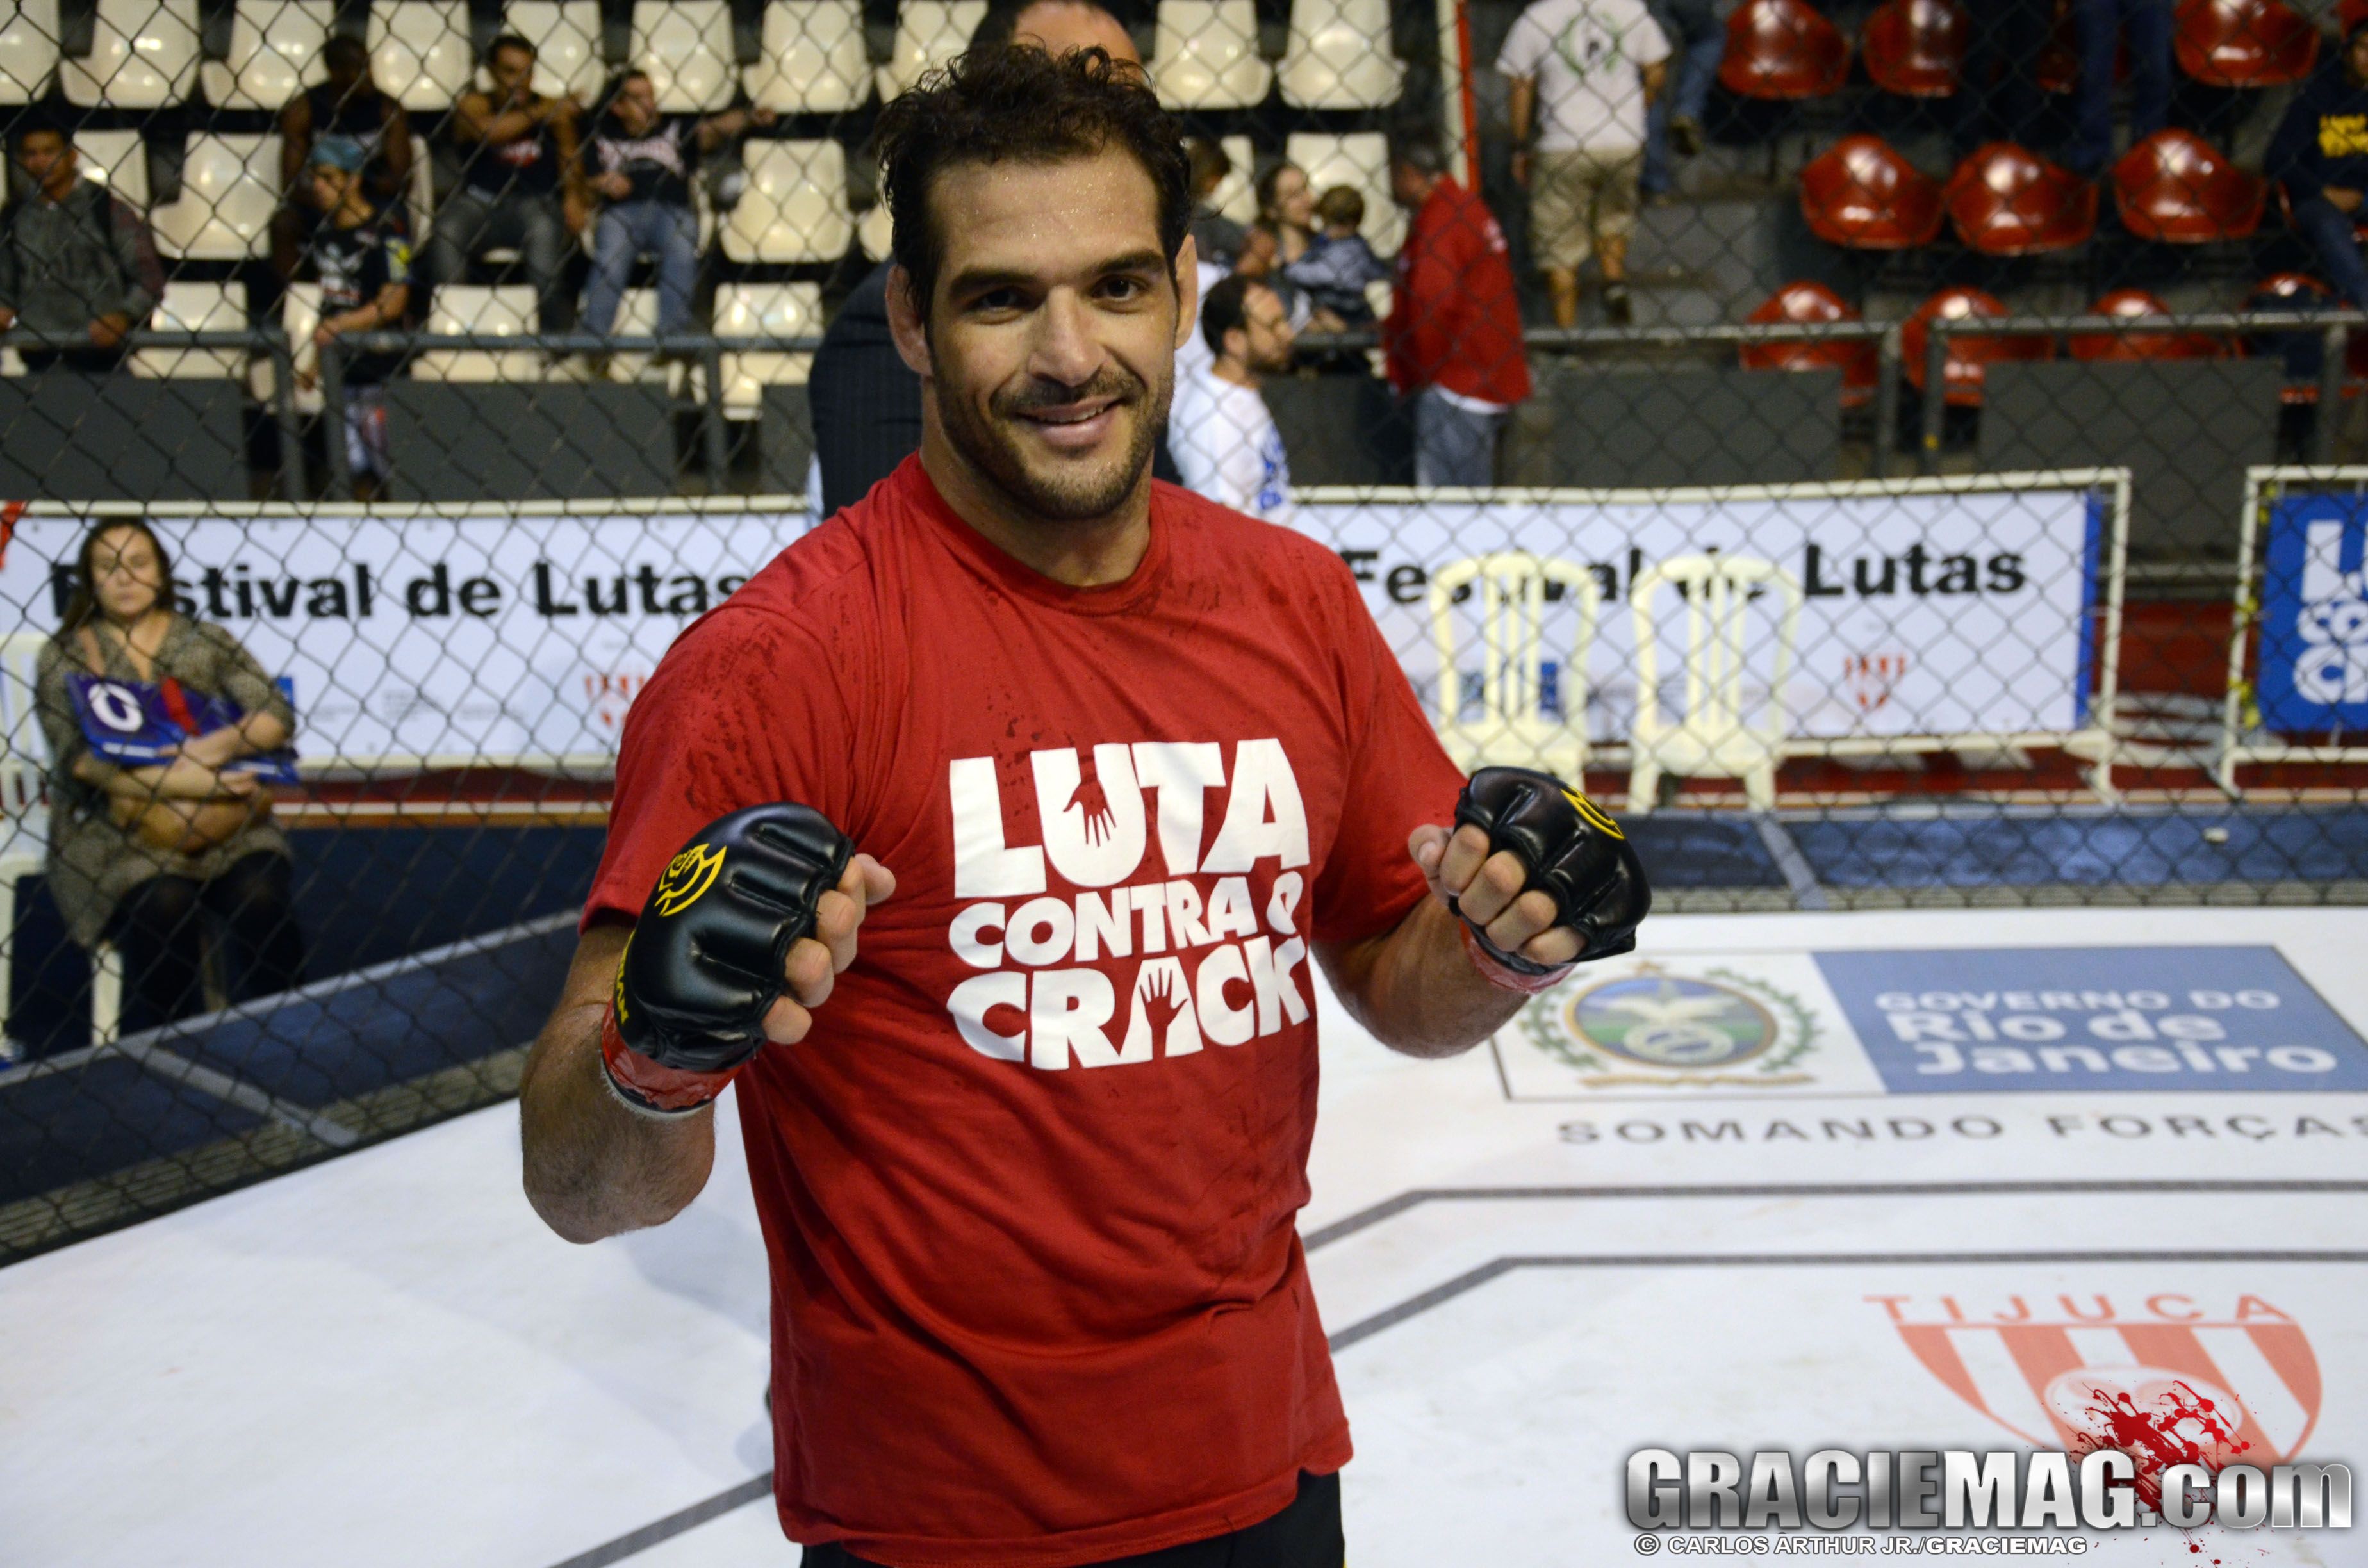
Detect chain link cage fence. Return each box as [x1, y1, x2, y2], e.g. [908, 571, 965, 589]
[1, 0, 2366, 1261]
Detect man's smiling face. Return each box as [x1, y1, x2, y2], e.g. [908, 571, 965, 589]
[911, 143, 1190, 524]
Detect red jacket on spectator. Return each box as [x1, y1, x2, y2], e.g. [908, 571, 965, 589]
[1385, 175, 1533, 406]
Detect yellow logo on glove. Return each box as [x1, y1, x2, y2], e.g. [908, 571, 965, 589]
[654, 843, 728, 917]
[1563, 788, 1625, 840]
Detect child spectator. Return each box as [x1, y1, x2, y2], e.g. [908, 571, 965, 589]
[1185, 135, 1246, 268]
[298, 137, 413, 500]
[1283, 184, 1392, 330]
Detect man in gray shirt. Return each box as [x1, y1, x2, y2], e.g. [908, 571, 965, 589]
[0, 117, 164, 371]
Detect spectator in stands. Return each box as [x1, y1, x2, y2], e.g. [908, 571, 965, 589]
[273, 35, 413, 279]
[582, 70, 773, 347]
[298, 137, 413, 501]
[1499, 0, 1669, 327]
[1285, 184, 1391, 330]
[36, 518, 304, 1034]
[1385, 136, 1533, 487]
[1171, 273, 1295, 520]
[2269, 16, 2368, 309]
[1253, 160, 1317, 270]
[1640, 0, 1722, 199]
[2068, 0, 2173, 176]
[431, 34, 588, 334]
[0, 117, 163, 372]
[809, 0, 1153, 516]
[1185, 135, 1246, 267]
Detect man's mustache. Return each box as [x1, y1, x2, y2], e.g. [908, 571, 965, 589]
[994, 368, 1146, 418]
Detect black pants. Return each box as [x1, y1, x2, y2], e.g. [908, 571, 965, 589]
[800, 1471, 1343, 1568]
[108, 851, 307, 1033]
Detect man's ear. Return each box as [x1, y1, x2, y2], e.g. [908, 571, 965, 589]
[885, 263, 932, 378]
[1170, 233, 1199, 353]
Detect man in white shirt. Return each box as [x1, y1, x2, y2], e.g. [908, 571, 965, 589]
[1497, 0, 1670, 328]
[1171, 272, 1296, 521]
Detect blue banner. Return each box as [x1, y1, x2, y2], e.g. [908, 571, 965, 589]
[1814, 946, 2368, 1093]
[67, 674, 299, 786]
[2257, 492, 2368, 730]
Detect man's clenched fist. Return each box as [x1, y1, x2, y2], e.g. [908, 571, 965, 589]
[1433, 767, 1652, 979]
[602, 803, 856, 1114]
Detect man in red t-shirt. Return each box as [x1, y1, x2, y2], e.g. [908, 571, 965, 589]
[520, 45, 1645, 1568]
[1383, 136, 1534, 489]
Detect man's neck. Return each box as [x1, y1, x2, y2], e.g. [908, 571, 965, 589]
[916, 404, 1152, 589]
[40, 176, 78, 206]
[1212, 355, 1261, 391]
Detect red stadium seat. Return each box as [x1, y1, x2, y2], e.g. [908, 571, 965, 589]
[2174, 0, 2317, 86]
[1862, 0, 1967, 97]
[1900, 286, 2053, 405]
[2068, 288, 2228, 359]
[1739, 281, 1880, 407]
[1719, 0, 1851, 99]
[2244, 272, 2347, 396]
[1943, 142, 2098, 254]
[1799, 135, 1946, 248]
[2110, 128, 2265, 241]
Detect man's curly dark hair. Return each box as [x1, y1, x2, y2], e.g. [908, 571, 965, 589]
[874, 45, 1193, 328]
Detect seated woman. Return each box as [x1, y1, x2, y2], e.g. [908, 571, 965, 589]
[37, 519, 304, 1033]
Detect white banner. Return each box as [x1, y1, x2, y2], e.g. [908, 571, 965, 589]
[1294, 487, 2102, 740]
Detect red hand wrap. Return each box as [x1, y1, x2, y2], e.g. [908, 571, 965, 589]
[1459, 922, 1575, 996]
[600, 1006, 737, 1113]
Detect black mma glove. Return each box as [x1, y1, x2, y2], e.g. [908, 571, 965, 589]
[601, 803, 853, 1115]
[1447, 767, 1652, 984]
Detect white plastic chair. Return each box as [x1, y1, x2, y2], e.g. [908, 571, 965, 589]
[74, 129, 149, 209]
[0, 0, 60, 104]
[1285, 130, 1402, 253]
[712, 281, 822, 414]
[414, 284, 539, 380]
[249, 280, 325, 411]
[721, 138, 852, 263]
[368, 1, 471, 111]
[133, 281, 248, 379]
[1428, 553, 1598, 781]
[1212, 133, 1256, 224]
[152, 134, 281, 259]
[1154, 0, 1270, 109]
[1278, 0, 1401, 109]
[601, 284, 663, 380]
[634, 0, 736, 111]
[509, 0, 604, 102]
[876, 0, 985, 101]
[60, 0, 200, 106]
[201, 0, 333, 110]
[747, 0, 868, 113]
[855, 199, 891, 260]
[1627, 554, 1803, 813]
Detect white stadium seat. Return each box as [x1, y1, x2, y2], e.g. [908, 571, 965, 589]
[1213, 132, 1255, 225]
[508, 1, 604, 103]
[1278, 0, 1401, 109]
[0, 0, 60, 105]
[415, 284, 540, 381]
[151, 133, 281, 258]
[714, 281, 823, 413]
[368, 2, 471, 111]
[201, 0, 333, 111]
[74, 129, 149, 209]
[633, 0, 735, 111]
[721, 138, 853, 263]
[257, 281, 325, 411]
[602, 285, 666, 380]
[746, 0, 868, 113]
[1286, 129, 1401, 253]
[134, 281, 248, 379]
[876, 0, 984, 101]
[1153, 1, 1270, 110]
[60, 0, 201, 108]
[856, 199, 891, 261]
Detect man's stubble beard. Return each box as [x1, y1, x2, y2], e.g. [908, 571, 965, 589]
[933, 352, 1174, 525]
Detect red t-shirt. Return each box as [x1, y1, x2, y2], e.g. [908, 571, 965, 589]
[585, 456, 1466, 1567]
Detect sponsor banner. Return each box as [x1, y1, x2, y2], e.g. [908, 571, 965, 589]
[0, 510, 800, 762]
[2257, 491, 2368, 728]
[1294, 488, 2101, 740]
[1817, 946, 2368, 1094]
[1494, 945, 2368, 1097]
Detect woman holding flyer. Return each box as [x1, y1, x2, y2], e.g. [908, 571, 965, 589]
[36, 519, 305, 1032]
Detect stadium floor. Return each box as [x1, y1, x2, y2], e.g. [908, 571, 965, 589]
[2, 903, 2362, 1567]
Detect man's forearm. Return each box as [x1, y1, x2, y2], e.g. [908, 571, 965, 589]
[519, 929, 716, 1243]
[1319, 895, 1529, 1059]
